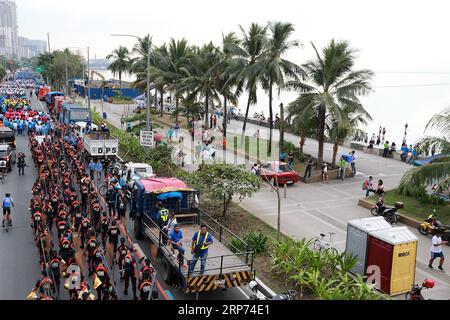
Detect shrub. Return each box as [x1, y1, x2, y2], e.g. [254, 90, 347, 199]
[230, 231, 269, 255]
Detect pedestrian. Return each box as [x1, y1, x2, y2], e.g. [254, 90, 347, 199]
[122, 253, 138, 299]
[381, 127, 386, 142]
[96, 160, 103, 180]
[279, 149, 287, 163]
[106, 186, 117, 219]
[168, 127, 174, 143]
[363, 176, 374, 198]
[321, 162, 329, 184]
[288, 150, 294, 169]
[174, 123, 181, 140]
[429, 231, 447, 271]
[304, 156, 314, 179]
[89, 159, 95, 180]
[169, 224, 186, 267]
[350, 151, 356, 175]
[156, 202, 169, 245]
[117, 192, 127, 235]
[195, 141, 202, 162]
[382, 141, 389, 158]
[189, 225, 214, 275]
[431, 145, 436, 156]
[389, 142, 397, 157]
[376, 135, 381, 146]
[338, 156, 346, 181]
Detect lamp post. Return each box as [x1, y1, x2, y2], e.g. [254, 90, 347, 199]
[111, 33, 151, 131]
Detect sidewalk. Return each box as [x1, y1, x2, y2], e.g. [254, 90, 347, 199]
[100, 101, 450, 300]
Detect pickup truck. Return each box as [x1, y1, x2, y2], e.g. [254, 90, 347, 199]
[130, 177, 255, 294]
[120, 162, 156, 194]
[83, 132, 119, 157]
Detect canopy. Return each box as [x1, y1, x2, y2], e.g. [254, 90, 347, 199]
[141, 178, 193, 194]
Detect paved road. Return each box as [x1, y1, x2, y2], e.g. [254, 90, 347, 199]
[0, 96, 44, 300]
[99, 101, 450, 300]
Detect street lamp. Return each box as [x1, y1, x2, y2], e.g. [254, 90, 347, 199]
[111, 33, 151, 131]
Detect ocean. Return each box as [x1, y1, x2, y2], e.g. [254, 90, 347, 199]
[96, 69, 449, 148]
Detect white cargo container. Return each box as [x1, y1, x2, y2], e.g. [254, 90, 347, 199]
[84, 132, 119, 157]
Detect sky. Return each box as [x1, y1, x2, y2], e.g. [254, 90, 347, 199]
[14, 0, 450, 145]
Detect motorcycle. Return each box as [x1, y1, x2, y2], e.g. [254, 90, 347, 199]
[371, 200, 403, 225]
[418, 211, 450, 243]
[405, 279, 434, 300]
[269, 290, 297, 300]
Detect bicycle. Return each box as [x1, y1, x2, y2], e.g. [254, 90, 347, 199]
[313, 232, 338, 255]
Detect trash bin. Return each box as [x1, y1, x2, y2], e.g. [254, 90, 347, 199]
[366, 227, 418, 296]
[345, 217, 392, 276]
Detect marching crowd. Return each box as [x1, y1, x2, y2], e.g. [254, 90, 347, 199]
[28, 123, 157, 300]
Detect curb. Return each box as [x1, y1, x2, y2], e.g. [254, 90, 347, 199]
[357, 198, 421, 228]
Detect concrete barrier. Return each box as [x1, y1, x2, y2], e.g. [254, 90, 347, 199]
[357, 198, 421, 228]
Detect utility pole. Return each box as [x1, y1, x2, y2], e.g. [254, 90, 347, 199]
[65, 51, 68, 96]
[47, 32, 51, 52]
[87, 46, 91, 121]
[279, 103, 285, 154]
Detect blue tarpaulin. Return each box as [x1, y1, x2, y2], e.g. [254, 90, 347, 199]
[157, 192, 183, 200]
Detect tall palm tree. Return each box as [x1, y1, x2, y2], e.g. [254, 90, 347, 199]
[106, 46, 130, 89]
[213, 32, 241, 150]
[256, 21, 303, 156]
[165, 38, 191, 122]
[398, 107, 450, 196]
[180, 43, 221, 130]
[230, 23, 268, 137]
[130, 35, 154, 102]
[149, 44, 171, 117]
[285, 39, 373, 165]
[287, 101, 318, 153]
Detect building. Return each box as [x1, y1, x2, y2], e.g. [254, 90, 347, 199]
[18, 36, 47, 58]
[0, 0, 19, 58]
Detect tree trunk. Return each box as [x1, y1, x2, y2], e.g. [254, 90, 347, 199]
[160, 89, 163, 117]
[317, 106, 326, 166]
[175, 95, 179, 123]
[204, 92, 209, 130]
[299, 136, 306, 153]
[242, 93, 252, 135]
[119, 72, 122, 90]
[223, 96, 227, 151]
[268, 80, 273, 157]
[279, 103, 285, 153]
[223, 197, 230, 217]
[154, 88, 157, 109]
[332, 142, 339, 167]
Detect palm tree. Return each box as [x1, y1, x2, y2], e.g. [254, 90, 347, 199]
[179, 43, 221, 130]
[285, 39, 373, 166]
[149, 44, 171, 117]
[256, 21, 303, 156]
[130, 35, 154, 103]
[287, 101, 318, 153]
[229, 23, 268, 137]
[398, 107, 450, 196]
[213, 32, 241, 150]
[328, 105, 370, 166]
[165, 38, 191, 122]
[106, 46, 131, 89]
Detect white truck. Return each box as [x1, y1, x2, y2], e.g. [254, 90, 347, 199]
[120, 162, 156, 198]
[83, 132, 119, 157]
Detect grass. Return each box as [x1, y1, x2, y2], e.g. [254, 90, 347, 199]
[369, 189, 450, 224]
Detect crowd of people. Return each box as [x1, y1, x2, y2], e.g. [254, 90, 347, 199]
[27, 123, 157, 300]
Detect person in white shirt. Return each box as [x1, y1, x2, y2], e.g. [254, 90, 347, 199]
[429, 232, 447, 271]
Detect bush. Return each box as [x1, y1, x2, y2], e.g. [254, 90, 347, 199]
[271, 238, 388, 300]
[230, 231, 269, 255]
[284, 141, 308, 162]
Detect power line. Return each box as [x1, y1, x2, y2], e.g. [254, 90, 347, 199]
[374, 82, 450, 88]
[375, 71, 450, 75]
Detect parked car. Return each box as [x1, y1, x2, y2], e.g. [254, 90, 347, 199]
[259, 161, 300, 186]
[0, 144, 16, 172]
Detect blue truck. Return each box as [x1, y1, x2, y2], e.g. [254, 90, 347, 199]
[130, 177, 255, 294]
[45, 91, 64, 107]
[59, 102, 90, 124]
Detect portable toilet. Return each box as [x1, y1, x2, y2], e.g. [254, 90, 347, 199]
[366, 227, 418, 296]
[345, 217, 392, 276]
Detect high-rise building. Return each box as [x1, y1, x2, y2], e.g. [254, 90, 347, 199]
[0, 0, 19, 58]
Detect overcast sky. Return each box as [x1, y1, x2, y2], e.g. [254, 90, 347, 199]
[15, 0, 450, 144]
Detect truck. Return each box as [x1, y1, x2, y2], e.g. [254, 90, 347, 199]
[130, 178, 255, 294]
[119, 162, 156, 197]
[46, 92, 64, 108]
[59, 102, 90, 124]
[38, 86, 50, 101]
[83, 132, 119, 158]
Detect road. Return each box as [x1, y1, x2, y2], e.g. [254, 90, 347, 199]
[98, 101, 450, 299]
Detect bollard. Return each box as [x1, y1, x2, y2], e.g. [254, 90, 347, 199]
[284, 184, 287, 198]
